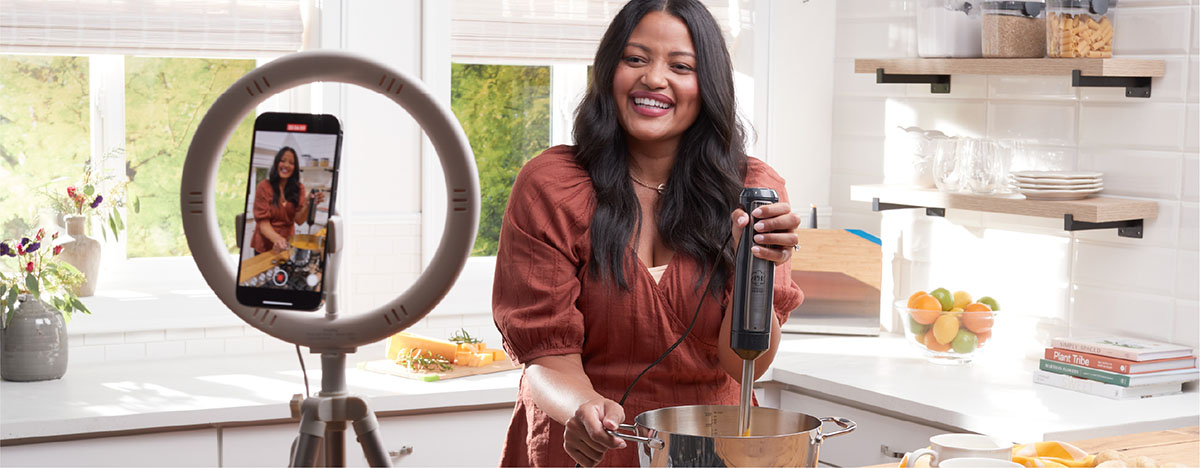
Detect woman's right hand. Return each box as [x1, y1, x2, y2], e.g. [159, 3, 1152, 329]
[563, 397, 627, 467]
[272, 236, 289, 253]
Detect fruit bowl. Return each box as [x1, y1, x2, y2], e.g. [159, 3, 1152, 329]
[897, 295, 997, 364]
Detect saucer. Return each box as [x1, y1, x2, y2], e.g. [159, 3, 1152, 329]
[1017, 187, 1103, 200]
[1011, 170, 1104, 180]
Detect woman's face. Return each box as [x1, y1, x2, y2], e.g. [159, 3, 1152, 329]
[277, 150, 296, 180]
[612, 11, 701, 151]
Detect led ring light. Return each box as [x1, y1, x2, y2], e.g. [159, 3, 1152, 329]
[182, 50, 479, 350]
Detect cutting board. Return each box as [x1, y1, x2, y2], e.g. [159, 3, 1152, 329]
[239, 250, 290, 283]
[359, 359, 520, 382]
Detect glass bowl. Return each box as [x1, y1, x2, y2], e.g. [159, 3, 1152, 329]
[896, 299, 996, 364]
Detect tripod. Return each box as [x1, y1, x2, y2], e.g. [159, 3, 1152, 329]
[287, 352, 394, 467]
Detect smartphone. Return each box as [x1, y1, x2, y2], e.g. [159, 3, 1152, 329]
[235, 112, 342, 310]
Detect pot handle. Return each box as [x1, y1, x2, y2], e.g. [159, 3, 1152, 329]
[817, 416, 857, 442]
[607, 423, 665, 450]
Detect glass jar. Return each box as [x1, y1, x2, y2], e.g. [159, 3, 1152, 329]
[1046, 0, 1114, 58]
[918, 0, 983, 57]
[981, 1, 1046, 58]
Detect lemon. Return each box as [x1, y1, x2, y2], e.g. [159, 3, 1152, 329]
[932, 314, 960, 344]
[952, 291, 972, 309]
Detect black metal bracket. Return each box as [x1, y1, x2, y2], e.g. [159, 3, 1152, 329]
[872, 198, 945, 217]
[876, 68, 951, 94]
[1064, 214, 1144, 238]
[1071, 70, 1152, 98]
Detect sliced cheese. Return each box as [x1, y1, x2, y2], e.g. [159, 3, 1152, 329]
[386, 332, 459, 362]
[484, 348, 508, 362]
[473, 352, 494, 367]
[455, 350, 475, 366]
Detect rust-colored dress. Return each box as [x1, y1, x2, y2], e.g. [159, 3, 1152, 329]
[250, 179, 307, 254]
[492, 146, 803, 467]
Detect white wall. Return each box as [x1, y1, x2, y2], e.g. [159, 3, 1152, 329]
[816, 0, 1199, 352]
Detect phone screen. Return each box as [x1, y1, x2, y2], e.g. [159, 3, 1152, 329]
[235, 112, 342, 311]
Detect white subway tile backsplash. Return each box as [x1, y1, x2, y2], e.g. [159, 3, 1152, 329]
[834, 59, 907, 98]
[1112, 6, 1193, 55]
[1078, 102, 1186, 151]
[835, 18, 916, 59]
[885, 99, 988, 138]
[353, 274, 392, 295]
[1077, 149, 1183, 199]
[1188, 56, 1199, 101]
[835, 136, 885, 177]
[833, 98, 888, 138]
[1182, 203, 1200, 250]
[1193, 6, 1199, 52]
[1079, 56, 1189, 103]
[1186, 104, 1198, 151]
[105, 343, 147, 361]
[71, 345, 106, 364]
[906, 75, 986, 100]
[262, 338, 296, 354]
[146, 341, 186, 359]
[124, 330, 165, 343]
[225, 336, 265, 355]
[987, 101, 1077, 146]
[84, 332, 124, 346]
[1074, 241, 1178, 293]
[166, 328, 205, 341]
[1072, 285, 1176, 342]
[204, 326, 244, 339]
[1177, 250, 1199, 299]
[836, 0, 911, 19]
[185, 339, 225, 356]
[1174, 300, 1199, 348]
[68, 335, 83, 346]
[988, 75, 1077, 101]
[376, 223, 419, 237]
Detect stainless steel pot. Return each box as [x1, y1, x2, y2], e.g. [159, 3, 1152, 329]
[609, 405, 855, 467]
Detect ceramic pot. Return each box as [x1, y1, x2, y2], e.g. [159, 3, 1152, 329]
[1, 295, 68, 382]
[58, 215, 101, 297]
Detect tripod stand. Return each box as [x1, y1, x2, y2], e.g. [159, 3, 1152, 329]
[287, 352, 393, 467]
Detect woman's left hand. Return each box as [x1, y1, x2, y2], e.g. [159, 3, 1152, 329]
[730, 202, 800, 266]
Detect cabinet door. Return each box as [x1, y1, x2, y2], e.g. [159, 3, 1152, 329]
[0, 429, 218, 467]
[781, 390, 948, 467]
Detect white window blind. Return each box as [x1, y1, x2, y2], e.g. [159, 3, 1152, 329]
[451, 0, 749, 64]
[0, 0, 303, 58]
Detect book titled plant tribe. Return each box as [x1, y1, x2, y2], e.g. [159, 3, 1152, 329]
[1050, 335, 1196, 362]
[1044, 348, 1198, 374]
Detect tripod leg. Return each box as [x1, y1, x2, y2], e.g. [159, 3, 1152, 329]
[290, 400, 328, 467]
[352, 409, 392, 467]
[325, 421, 347, 467]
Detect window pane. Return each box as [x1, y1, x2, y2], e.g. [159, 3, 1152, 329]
[0, 56, 91, 240]
[450, 64, 550, 257]
[125, 57, 255, 257]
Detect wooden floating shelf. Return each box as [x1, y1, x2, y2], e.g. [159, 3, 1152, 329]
[854, 58, 1166, 97]
[850, 184, 1159, 238]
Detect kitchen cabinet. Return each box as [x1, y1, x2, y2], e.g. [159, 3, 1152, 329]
[0, 429, 218, 467]
[854, 58, 1165, 97]
[221, 405, 513, 467]
[850, 184, 1158, 238]
[780, 389, 954, 468]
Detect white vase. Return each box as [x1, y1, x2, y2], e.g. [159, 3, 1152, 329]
[57, 215, 101, 297]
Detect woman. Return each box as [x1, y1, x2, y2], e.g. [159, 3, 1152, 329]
[492, 1, 803, 466]
[250, 146, 323, 254]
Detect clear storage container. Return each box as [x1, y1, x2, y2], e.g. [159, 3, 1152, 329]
[981, 1, 1046, 57]
[918, 0, 983, 57]
[1046, 0, 1114, 58]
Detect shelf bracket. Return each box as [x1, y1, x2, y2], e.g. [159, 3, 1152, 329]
[1064, 214, 1144, 238]
[872, 198, 945, 217]
[876, 68, 951, 94]
[1071, 70, 1152, 98]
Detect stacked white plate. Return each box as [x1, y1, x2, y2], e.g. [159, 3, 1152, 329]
[1010, 171, 1104, 200]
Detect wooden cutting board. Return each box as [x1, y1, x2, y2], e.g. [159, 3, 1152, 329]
[358, 359, 520, 382]
[239, 250, 290, 283]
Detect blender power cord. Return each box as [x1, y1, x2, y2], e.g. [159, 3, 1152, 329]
[296, 344, 311, 397]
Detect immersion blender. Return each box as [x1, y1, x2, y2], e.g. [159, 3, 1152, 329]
[730, 187, 778, 437]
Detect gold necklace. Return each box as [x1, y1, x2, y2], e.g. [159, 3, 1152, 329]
[630, 174, 666, 194]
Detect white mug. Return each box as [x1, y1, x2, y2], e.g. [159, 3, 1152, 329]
[906, 433, 1011, 467]
[940, 457, 1022, 468]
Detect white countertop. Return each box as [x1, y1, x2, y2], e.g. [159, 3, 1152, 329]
[2, 334, 1196, 443]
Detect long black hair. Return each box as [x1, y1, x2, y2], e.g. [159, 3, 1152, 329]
[574, 0, 746, 296]
[268, 146, 301, 207]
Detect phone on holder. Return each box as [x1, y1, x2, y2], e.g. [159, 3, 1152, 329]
[235, 112, 342, 311]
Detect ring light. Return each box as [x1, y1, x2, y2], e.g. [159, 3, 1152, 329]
[182, 50, 479, 351]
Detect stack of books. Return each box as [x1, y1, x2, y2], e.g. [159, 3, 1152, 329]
[1035, 335, 1198, 400]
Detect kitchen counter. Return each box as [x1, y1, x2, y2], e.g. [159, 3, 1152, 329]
[2, 334, 1196, 445]
[861, 426, 1200, 468]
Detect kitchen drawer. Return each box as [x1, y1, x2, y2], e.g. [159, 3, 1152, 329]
[781, 390, 948, 467]
[0, 429, 218, 467]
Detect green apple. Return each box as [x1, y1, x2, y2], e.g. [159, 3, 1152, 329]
[951, 329, 978, 354]
[978, 296, 1000, 311]
[930, 288, 954, 311]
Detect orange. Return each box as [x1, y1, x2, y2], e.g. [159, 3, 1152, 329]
[976, 329, 992, 346]
[962, 302, 994, 334]
[924, 329, 952, 352]
[910, 295, 942, 325]
[907, 291, 928, 309]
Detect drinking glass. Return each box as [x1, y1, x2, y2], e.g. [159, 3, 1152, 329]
[933, 137, 963, 192]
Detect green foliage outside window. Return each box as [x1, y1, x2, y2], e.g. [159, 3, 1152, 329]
[450, 64, 550, 257]
[124, 57, 255, 257]
[0, 56, 90, 241]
